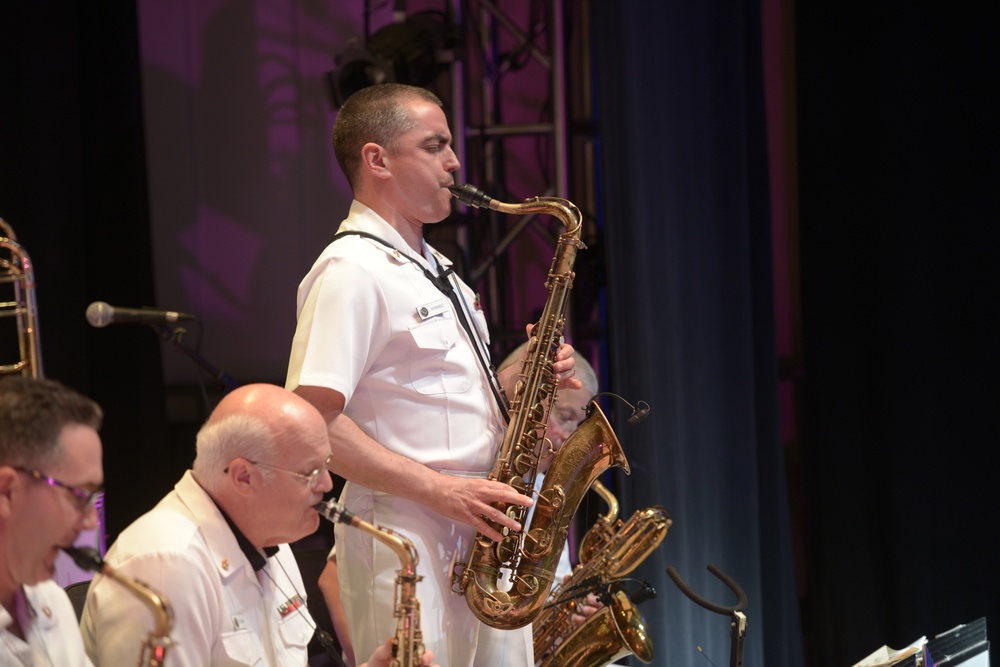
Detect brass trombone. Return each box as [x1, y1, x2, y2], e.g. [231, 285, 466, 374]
[1, 218, 43, 377]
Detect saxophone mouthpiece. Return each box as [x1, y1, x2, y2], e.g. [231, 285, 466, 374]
[450, 183, 494, 209]
[314, 499, 357, 525]
[61, 545, 106, 573]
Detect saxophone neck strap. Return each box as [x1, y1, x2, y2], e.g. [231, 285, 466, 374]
[330, 231, 510, 422]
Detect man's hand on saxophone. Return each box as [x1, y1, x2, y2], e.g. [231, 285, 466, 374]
[430, 476, 534, 544]
[500, 323, 583, 395]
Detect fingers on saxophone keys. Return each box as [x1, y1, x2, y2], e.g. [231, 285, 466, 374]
[478, 509, 519, 542]
[483, 507, 520, 531]
[478, 518, 506, 543]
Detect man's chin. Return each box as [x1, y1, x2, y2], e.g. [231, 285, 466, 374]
[25, 557, 58, 587]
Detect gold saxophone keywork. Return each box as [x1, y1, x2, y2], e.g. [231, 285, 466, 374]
[533, 479, 671, 666]
[448, 184, 631, 630]
[63, 547, 174, 667]
[315, 500, 425, 666]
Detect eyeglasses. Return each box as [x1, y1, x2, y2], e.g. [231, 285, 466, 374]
[228, 454, 333, 488]
[14, 466, 103, 512]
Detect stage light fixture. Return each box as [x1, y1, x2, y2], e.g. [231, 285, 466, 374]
[325, 11, 452, 109]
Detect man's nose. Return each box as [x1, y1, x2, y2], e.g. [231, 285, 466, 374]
[80, 504, 100, 531]
[549, 422, 568, 447]
[445, 147, 461, 172]
[317, 469, 334, 493]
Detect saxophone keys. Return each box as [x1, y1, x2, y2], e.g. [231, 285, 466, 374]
[514, 574, 541, 597]
[495, 536, 518, 562]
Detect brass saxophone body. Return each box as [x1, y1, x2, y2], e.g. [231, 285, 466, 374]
[315, 500, 424, 667]
[63, 546, 173, 667]
[533, 479, 671, 666]
[541, 590, 652, 667]
[449, 184, 630, 630]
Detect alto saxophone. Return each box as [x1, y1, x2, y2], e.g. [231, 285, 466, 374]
[315, 500, 425, 667]
[63, 546, 173, 667]
[533, 479, 671, 666]
[449, 184, 630, 629]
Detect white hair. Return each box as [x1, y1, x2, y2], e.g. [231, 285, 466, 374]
[500, 343, 599, 396]
[192, 414, 276, 493]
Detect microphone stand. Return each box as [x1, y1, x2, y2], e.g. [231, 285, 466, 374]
[154, 324, 239, 392]
[667, 563, 748, 667]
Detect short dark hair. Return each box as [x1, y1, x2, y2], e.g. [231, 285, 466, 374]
[333, 83, 444, 189]
[0, 377, 103, 468]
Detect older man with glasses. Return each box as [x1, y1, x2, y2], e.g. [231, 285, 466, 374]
[0, 376, 104, 666]
[81, 383, 437, 667]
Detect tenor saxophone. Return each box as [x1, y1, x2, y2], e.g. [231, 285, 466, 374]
[63, 546, 173, 667]
[449, 184, 630, 630]
[533, 479, 671, 666]
[315, 500, 424, 667]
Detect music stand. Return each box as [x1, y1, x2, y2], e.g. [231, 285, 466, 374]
[667, 563, 749, 667]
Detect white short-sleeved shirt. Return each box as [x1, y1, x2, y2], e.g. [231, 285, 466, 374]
[81, 471, 314, 667]
[0, 581, 93, 666]
[287, 202, 533, 666]
[286, 201, 504, 472]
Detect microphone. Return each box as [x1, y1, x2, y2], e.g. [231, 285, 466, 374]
[627, 404, 650, 426]
[591, 393, 651, 427]
[86, 301, 197, 328]
[630, 581, 657, 605]
[597, 579, 657, 605]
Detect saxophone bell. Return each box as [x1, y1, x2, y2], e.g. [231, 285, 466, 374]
[533, 480, 670, 666]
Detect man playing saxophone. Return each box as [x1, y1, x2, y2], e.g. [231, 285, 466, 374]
[80, 383, 437, 667]
[317, 347, 600, 665]
[0, 377, 104, 666]
[287, 83, 580, 667]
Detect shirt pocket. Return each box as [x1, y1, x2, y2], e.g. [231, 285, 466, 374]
[219, 628, 264, 665]
[406, 313, 473, 395]
[277, 610, 314, 652]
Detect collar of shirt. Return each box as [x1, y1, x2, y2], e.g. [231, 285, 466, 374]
[344, 200, 454, 271]
[215, 504, 279, 572]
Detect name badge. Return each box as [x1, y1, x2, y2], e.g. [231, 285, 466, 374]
[416, 299, 448, 320]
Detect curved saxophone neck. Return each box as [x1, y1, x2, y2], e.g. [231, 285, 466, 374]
[314, 500, 419, 572]
[450, 184, 583, 239]
[62, 546, 174, 638]
[590, 479, 621, 526]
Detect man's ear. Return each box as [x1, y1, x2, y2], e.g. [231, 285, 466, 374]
[0, 466, 19, 517]
[227, 459, 256, 497]
[361, 142, 391, 179]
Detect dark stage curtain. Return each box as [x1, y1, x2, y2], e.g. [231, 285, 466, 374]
[796, 4, 999, 667]
[591, 2, 801, 667]
[1, 3, 173, 542]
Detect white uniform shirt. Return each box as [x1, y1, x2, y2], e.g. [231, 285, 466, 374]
[0, 581, 93, 666]
[81, 471, 314, 667]
[286, 202, 532, 667]
[286, 201, 504, 472]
